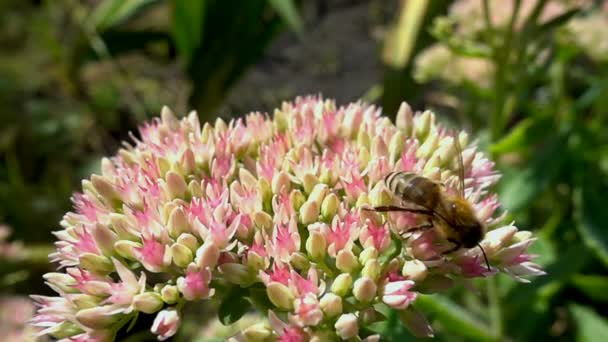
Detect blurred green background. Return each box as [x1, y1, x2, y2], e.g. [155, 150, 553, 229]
[1, 0, 607, 340]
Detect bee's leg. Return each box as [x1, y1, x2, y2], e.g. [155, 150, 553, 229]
[442, 238, 462, 255]
[406, 220, 434, 233]
[362, 205, 432, 215]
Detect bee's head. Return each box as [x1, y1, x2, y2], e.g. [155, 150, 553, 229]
[461, 221, 483, 248]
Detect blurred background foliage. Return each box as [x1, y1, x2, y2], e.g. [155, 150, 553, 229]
[0, 0, 607, 340]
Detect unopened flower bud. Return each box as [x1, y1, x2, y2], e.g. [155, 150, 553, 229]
[358, 146, 370, 167]
[181, 148, 196, 175]
[321, 193, 339, 221]
[336, 250, 359, 273]
[360, 307, 382, 325]
[362, 259, 382, 281]
[514, 230, 533, 242]
[308, 183, 329, 206]
[109, 213, 137, 240]
[43, 273, 77, 293]
[177, 233, 199, 253]
[273, 108, 288, 132]
[290, 252, 310, 271]
[389, 131, 406, 163]
[151, 308, 181, 341]
[357, 130, 371, 150]
[306, 231, 327, 260]
[91, 223, 117, 256]
[79, 253, 113, 274]
[133, 292, 164, 314]
[272, 171, 291, 194]
[353, 277, 377, 303]
[188, 179, 203, 198]
[71, 294, 100, 309]
[76, 306, 122, 329]
[161, 106, 179, 129]
[415, 110, 434, 141]
[171, 243, 193, 268]
[257, 178, 273, 212]
[482, 225, 517, 255]
[382, 280, 416, 310]
[402, 259, 428, 281]
[331, 273, 353, 297]
[359, 247, 378, 265]
[161, 285, 179, 304]
[91, 175, 120, 204]
[416, 131, 439, 160]
[168, 207, 189, 238]
[290, 190, 306, 212]
[369, 182, 392, 207]
[302, 173, 320, 195]
[195, 242, 220, 268]
[266, 282, 294, 310]
[166, 171, 187, 198]
[371, 136, 388, 160]
[114, 240, 141, 260]
[218, 263, 254, 286]
[320, 293, 342, 317]
[356, 192, 370, 208]
[246, 250, 266, 270]
[335, 313, 359, 339]
[299, 201, 319, 225]
[254, 211, 273, 232]
[242, 322, 272, 342]
[396, 102, 413, 135]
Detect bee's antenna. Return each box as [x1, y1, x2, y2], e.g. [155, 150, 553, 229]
[477, 243, 491, 272]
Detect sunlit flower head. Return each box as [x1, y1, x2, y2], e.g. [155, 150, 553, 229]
[32, 96, 542, 340]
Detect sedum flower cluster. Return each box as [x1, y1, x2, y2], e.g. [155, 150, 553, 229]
[31, 96, 543, 341]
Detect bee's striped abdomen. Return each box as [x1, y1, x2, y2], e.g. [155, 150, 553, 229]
[384, 171, 440, 209]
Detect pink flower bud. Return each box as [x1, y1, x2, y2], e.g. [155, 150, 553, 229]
[382, 280, 417, 310]
[177, 264, 214, 301]
[151, 308, 181, 341]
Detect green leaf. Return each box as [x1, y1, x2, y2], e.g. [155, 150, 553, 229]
[569, 304, 608, 342]
[217, 286, 252, 325]
[571, 275, 608, 302]
[267, 0, 303, 36]
[414, 295, 494, 342]
[170, 0, 206, 64]
[489, 117, 552, 155]
[92, 0, 160, 31]
[574, 184, 608, 267]
[498, 136, 566, 212]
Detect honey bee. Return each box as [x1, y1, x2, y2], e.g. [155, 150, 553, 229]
[365, 134, 490, 270]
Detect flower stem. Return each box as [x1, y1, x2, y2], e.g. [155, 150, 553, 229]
[487, 276, 503, 339]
